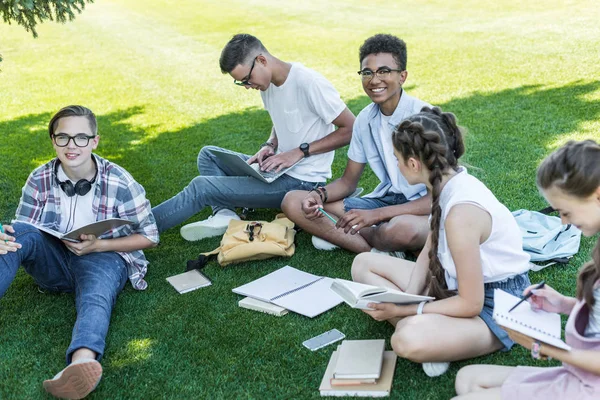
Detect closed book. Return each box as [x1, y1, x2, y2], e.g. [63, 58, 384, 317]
[166, 269, 211, 294]
[330, 377, 376, 387]
[319, 350, 397, 397]
[238, 297, 288, 316]
[333, 340, 385, 380]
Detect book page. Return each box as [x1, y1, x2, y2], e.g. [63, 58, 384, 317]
[64, 218, 132, 240]
[272, 277, 343, 318]
[493, 289, 570, 350]
[232, 265, 322, 303]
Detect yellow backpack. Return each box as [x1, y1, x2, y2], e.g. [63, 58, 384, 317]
[186, 214, 296, 270]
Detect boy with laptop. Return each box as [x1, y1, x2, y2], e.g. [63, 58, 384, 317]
[282, 34, 431, 255]
[152, 33, 355, 241]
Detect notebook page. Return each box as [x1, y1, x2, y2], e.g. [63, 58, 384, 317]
[493, 289, 571, 350]
[273, 277, 343, 318]
[232, 265, 321, 303]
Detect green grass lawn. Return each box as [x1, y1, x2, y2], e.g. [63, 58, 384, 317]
[1, 1, 600, 398]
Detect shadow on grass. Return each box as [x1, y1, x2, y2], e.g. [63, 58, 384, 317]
[1, 80, 599, 399]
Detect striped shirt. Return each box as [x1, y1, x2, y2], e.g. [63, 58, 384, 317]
[13, 154, 159, 290]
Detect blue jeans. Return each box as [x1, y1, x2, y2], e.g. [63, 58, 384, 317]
[0, 222, 128, 364]
[342, 192, 408, 213]
[152, 145, 319, 232]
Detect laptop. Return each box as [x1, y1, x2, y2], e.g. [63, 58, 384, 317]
[210, 148, 302, 184]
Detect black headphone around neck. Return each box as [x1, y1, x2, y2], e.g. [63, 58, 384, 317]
[54, 159, 97, 197]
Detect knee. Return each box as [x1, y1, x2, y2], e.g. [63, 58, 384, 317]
[378, 217, 422, 249]
[454, 365, 480, 395]
[197, 146, 219, 170]
[350, 253, 372, 282]
[390, 318, 429, 362]
[281, 190, 307, 220]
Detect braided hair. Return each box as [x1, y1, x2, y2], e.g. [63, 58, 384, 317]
[392, 106, 465, 299]
[537, 140, 600, 307]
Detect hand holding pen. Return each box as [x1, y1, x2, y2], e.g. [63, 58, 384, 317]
[508, 280, 545, 312]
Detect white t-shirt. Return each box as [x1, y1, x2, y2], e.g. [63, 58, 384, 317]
[57, 165, 96, 233]
[261, 63, 346, 182]
[436, 168, 531, 290]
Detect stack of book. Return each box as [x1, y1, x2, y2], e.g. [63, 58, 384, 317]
[319, 339, 397, 397]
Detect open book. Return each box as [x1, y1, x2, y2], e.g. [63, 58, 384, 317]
[232, 265, 343, 318]
[330, 279, 434, 310]
[20, 219, 133, 242]
[493, 289, 571, 351]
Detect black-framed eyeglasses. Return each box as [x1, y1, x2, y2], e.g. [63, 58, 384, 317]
[357, 67, 404, 81]
[53, 134, 97, 147]
[233, 56, 259, 86]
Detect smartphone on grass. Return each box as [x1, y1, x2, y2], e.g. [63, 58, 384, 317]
[302, 329, 345, 351]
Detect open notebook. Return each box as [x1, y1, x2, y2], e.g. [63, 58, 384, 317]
[232, 265, 343, 318]
[493, 289, 571, 350]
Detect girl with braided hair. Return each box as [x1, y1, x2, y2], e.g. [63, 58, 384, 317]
[454, 140, 600, 400]
[351, 106, 531, 377]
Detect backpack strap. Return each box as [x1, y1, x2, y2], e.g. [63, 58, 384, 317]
[185, 246, 221, 271]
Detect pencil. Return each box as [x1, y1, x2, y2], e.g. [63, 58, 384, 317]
[317, 207, 337, 224]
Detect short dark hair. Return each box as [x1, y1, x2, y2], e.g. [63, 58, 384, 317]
[48, 105, 97, 139]
[359, 34, 407, 71]
[219, 33, 267, 74]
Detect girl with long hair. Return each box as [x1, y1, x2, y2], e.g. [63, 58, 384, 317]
[454, 139, 600, 399]
[351, 106, 531, 377]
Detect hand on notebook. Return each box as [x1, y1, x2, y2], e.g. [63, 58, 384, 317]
[258, 148, 303, 173]
[64, 234, 98, 256]
[247, 146, 275, 166]
[524, 283, 572, 314]
[337, 209, 379, 234]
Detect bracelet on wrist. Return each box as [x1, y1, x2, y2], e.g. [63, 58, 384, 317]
[317, 187, 328, 203]
[309, 188, 324, 202]
[416, 301, 427, 315]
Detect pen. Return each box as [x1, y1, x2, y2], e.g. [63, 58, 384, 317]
[0, 224, 8, 244]
[508, 280, 546, 313]
[317, 207, 337, 224]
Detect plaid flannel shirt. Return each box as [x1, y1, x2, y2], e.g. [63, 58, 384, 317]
[13, 154, 159, 290]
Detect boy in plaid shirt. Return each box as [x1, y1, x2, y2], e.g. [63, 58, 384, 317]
[0, 105, 159, 399]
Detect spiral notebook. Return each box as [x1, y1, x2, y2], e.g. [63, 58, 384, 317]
[232, 265, 343, 318]
[493, 289, 571, 350]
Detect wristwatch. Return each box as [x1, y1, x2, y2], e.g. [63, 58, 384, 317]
[299, 142, 310, 158]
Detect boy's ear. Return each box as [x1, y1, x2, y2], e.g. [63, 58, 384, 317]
[595, 186, 600, 201]
[91, 135, 100, 150]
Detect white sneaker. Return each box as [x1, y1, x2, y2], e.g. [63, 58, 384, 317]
[422, 362, 450, 377]
[180, 210, 240, 241]
[43, 358, 102, 399]
[311, 235, 339, 251]
[370, 247, 406, 259]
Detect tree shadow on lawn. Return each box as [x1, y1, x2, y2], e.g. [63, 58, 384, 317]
[1, 79, 599, 399]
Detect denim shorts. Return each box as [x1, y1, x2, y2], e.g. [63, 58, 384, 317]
[480, 272, 531, 351]
[343, 192, 408, 213]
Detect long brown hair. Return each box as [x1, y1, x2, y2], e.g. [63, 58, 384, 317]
[392, 106, 465, 299]
[537, 140, 600, 307]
